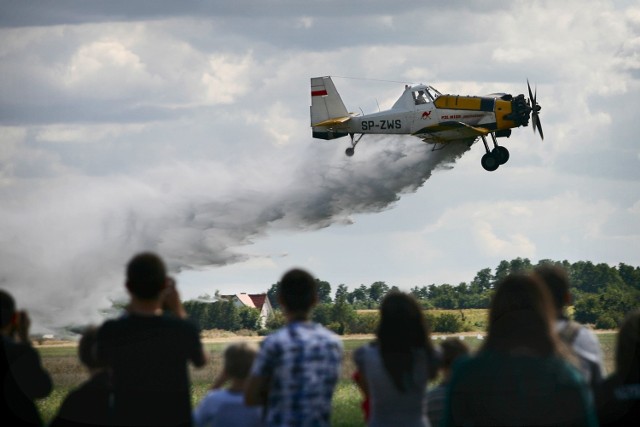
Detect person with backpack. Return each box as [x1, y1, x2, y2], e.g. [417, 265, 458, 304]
[534, 264, 606, 388]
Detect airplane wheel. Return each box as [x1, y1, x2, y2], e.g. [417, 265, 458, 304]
[481, 152, 499, 171]
[345, 147, 355, 157]
[492, 146, 510, 165]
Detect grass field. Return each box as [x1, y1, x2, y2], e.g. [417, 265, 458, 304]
[35, 332, 617, 426]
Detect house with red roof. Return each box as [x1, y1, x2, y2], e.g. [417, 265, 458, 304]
[219, 293, 274, 329]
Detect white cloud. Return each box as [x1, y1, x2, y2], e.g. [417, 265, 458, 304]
[35, 123, 147, 143]
[491, 48, 534, 64]
[474, 221, 536, 258]
[201, 52, 254, 104]
[63, 38, 163, 97]
[247, 101, 299, 147]
[377, 15, 394, 28]
[295, 17, 314, 29]
[420, 191, 618, 261]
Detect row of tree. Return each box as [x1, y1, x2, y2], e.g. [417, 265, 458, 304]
[183, 299, 262, 331]
[183, 258, 640, 334]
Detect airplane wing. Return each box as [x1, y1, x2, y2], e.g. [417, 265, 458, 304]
[414, 121, 490, 142]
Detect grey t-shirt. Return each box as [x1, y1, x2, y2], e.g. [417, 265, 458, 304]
[354, 343, 431, 427]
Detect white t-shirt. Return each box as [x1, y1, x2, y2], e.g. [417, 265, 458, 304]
[556, 319, 606, 385]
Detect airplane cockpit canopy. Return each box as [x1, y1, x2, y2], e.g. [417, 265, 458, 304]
[412, 84, 442, 105]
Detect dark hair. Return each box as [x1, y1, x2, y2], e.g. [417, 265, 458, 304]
[484, 273, 559, 357]
[533, 264, 570, 313]
[277, 269, 317, 313]
[616, 309, 640, 383]
[376, 291, 434, 392]
[440, 337, 470, 369]
[224, 342, 257, 380]
[0, 289, 16, 328]
[126, 252, 167, 300]
[78, 326, 104, 370]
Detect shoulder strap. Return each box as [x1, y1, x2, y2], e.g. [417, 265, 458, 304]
[559, 320, 581, 344]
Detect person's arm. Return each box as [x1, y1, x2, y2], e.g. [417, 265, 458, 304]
[12, 343, 53, 399]
[161, 278, 188, 319]
[174, 285, 208, 369]
[15, 310, 31, 343]
[186, 324, 208, 368]
[192, 346, 209, 368]
[10, 311, 53, 399]
[352, 347, 369, 397]
[352, 370, 368, 396]
[244, 337, 275, 406]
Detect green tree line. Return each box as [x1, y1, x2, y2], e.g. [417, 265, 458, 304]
[183, 298, 261, 331]
[182, 258, 640, 334]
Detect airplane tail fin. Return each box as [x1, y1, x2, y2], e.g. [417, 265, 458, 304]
[310, 76, 350, 139]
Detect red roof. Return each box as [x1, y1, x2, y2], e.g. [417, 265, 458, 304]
[247, 294, 267, 310]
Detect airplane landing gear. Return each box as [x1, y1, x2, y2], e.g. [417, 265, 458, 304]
[345, 133, 364, 157]
[481, 152, 499, 171]
[492, 145, 510, 165]
[480, 133, 509, 171]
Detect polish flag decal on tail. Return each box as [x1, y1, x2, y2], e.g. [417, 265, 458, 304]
[311, 89, 328, 97]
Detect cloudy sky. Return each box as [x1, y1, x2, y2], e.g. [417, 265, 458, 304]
[1, 0, 638, 331]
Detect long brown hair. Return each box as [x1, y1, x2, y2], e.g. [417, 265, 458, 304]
[483, 273, 561, 356]
[376, 291, 435, 392]
[616, 309, 640, 383]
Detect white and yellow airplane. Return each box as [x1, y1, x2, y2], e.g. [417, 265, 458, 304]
[310, 76, 543, 171]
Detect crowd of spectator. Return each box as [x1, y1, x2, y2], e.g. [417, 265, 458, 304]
[0, 252, 638, 426]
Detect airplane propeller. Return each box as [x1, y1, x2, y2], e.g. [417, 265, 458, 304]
[527, 79, 544, 140]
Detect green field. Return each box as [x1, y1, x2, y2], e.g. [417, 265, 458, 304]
[35, 333, 617, 426]
[357, 308, 490, 332]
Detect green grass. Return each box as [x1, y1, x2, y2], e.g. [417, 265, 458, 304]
[35, 332, 617, 425]
[596, 332, 616, 374]
[331, 381, 366, 427]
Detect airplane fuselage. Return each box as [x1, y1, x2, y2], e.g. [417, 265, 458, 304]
[342, 94, 529, 141]
[309, 76, 541, 171]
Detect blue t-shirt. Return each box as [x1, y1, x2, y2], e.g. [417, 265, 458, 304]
[193, 389, 262, 427]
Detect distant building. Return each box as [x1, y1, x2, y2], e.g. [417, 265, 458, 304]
[219, 293, 274, 329]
